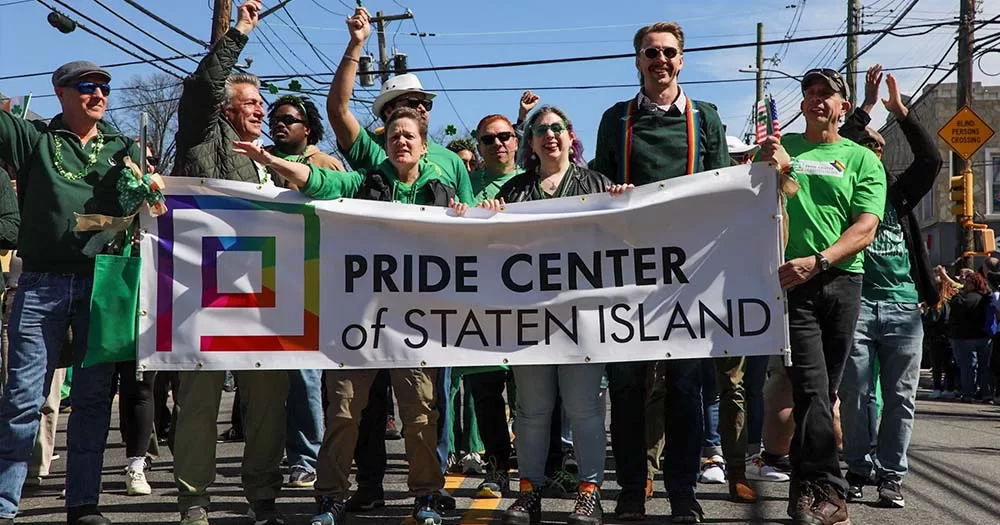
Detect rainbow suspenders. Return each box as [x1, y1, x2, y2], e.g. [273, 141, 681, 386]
[620, 96, 701, 184]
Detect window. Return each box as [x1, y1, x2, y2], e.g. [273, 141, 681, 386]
[987, 148, 1000, 217]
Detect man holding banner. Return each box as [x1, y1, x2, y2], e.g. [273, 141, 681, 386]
[592, 21, 730, 523]
[759, 68, 885, 525]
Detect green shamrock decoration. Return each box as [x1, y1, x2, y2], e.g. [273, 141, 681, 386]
[445, 124, 457, 136]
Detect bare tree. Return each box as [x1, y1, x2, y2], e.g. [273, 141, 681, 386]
[105, 73, 181, 174]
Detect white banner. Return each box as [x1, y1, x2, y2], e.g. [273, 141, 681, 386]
[137, 163, 789, 371]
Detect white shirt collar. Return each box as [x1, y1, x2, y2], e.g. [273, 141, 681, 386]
[638, 87, 687, 114]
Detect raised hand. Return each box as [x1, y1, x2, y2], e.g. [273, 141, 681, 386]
[519, 90, 540, 122]
[863, 64, 883, 111]
[346, 7, 372, 45]
[881, 73, 909, 118]
[234, 0, 262, 35]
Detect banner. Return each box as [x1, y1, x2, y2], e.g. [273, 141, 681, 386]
[137, 163, 789, 371]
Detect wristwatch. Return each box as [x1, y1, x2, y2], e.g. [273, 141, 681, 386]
[814, 253, 831, 272]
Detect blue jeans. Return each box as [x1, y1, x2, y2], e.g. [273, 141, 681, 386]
[513, 363, 606, 486]
[700, 359, 721, 457]
[950, 338, 991, 400]
[0, 272, 115, 517]
[435, 367, 452, 474]
[840, 299, 922, 481]
[744, 355, 768, 448]
[286, 369, 324, 472]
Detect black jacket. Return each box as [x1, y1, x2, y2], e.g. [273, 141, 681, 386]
[840, 109, 943, 306]
[948, 291, 990, 339]
[496, 165, 612, 203]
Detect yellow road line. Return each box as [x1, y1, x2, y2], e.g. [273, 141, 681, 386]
[452, 474, 503, 525]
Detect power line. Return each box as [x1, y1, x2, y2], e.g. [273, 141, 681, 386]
[409, 15, 470, 136]
[0, 53, 207, 81]
[0, 0, 32, 6]
[122, 0, 209, 48]
[91, 0, 200, 65]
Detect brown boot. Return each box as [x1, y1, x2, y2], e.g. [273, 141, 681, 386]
[729, 477, 758, 503]
[786, 480, 814, 520]
[796, 482, 851, 525]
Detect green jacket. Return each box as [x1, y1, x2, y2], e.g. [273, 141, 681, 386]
[171, 28, 259, 182]
[301, 157, 474, 206]
[0, 112, 139, 273]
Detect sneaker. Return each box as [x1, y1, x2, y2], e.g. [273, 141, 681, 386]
[310, 497, 346, 525]
[668, 493, 703, 523]
[286, 466, 317, 488]
[476, 464, 509, 499]
[845, 471, 867, 502]
[562, 444, 578, 474]
[385, 416, 402, 440]
[435, 489, 457, 511]
[614, 488, 645, 521]
[929, 389, 943, 399]
[545, 468, 580, 498]
[799, 482, 850, 525]
[876, 478, 905, 508]
[446, 452, 462, 473]
[216, 427, 244, 442]
[567, 482, 602, 525]
[461, 452, 486, 474]
[412, 495, 442, 525]
[345, 486, 385, 512]
[728, 477, 757, 503]
[503, 480, 543, 525]
[68, 506, 112, 525]
[249, 499, 285, 525]
[698, 455, 726, 484]
[126, 468, 152, 496]
[180, 506, 209, 525]
[745, 454, 790, 482]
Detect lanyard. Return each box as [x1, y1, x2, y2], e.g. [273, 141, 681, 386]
[620, 95, 700, 183]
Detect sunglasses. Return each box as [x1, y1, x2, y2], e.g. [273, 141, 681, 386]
[393, 97, 433, 112]
[641, 46, 679, 60]
[146, 155, 160, 167]
[72, 81, 111, 96]
[479, 131, 514, 145]
[270, 115, 306, 126]
[804, 68, 842, 79]
[532, 122, 567, 136]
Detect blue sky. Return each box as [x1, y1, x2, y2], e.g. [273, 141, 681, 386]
[0, 0, 986, 157]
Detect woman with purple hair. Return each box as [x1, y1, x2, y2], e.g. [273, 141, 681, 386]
[452, 105, 630, 525]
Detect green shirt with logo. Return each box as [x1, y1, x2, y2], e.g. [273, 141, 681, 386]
[780, 134, 886, 273]
[863, 202, 918, 302]
[469, 167, 522, 203]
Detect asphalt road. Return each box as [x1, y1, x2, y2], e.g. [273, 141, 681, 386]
[15, 381, 1000, 525]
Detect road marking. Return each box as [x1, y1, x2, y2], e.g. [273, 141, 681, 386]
[450, 473, 503, 525]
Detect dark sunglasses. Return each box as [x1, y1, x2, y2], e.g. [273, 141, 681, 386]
[479, 131, 514, 145]
[393, 97, 433, 112]
[146, 155, 160, 167]
[641, 46, 679, 60]
[532, 122, 567, 136]
[72, 81, 111, 96]
[804, 68, 842, 79]
[270, 115, 307, 126]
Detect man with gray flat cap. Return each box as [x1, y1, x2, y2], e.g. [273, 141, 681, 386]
[0, 59, 146, 525]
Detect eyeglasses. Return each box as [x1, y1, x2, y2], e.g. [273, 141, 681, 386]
[270, 115, 306, 126]
[146, 155, 160, 167]
[479, 131, 514, 145]
[72, 81, 111, 96]
[641, 46, 679, 60]
[532, 122, 567, 136]
[393, 97, 433, 112]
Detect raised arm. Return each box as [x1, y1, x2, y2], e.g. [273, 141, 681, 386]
[883, 73, 942, 213]
[328, 7, 370, 152]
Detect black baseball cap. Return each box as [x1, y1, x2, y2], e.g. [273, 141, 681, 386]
[800, 68, 850, 100]
[51, 60, 111, 88]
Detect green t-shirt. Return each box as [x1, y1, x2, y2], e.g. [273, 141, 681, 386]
[863, 202, 918, 302]
[781, 134, 886, 273]
[340, 128, 474, 204]
[469, 166, 522, 203]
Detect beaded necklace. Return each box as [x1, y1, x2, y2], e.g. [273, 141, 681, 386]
[53, 133, 105, 181]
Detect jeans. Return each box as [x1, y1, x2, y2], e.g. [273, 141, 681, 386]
[744, 355, 768, 449]
[786, 269, 863, 494]
[435, 367, 452, 474]
[0, 272, 116, 517]
[950, 338, 991, 400]
[286, 369, 324, 472]
[700, 359, 721, 457]
[513, 364, 606, 486]
[840, 299, 922, 482]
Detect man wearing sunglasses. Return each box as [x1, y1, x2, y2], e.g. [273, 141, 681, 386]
[591, 21, 730, 524]
[0, 57, 149, 525]
[265, 95, 345, 188]
[758, 67, 886, 525]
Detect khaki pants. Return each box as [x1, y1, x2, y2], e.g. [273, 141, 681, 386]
[172, 370, 288, 511]
[714, 356, 747, 478]
[28, 367, 66, 478]
[645, 362, 666, 478]
[315, 368, 443, 499]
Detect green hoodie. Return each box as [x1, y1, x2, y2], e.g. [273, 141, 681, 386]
[0, 111, 140, 273]
[300, 156, 474, 206]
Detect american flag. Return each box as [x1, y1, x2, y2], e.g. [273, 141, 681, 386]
[754, 96, 780, 145]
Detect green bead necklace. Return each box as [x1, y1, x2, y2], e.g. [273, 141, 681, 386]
[53, 133, 105, 181]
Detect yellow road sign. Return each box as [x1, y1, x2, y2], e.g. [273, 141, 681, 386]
[938, 105, 996, 160]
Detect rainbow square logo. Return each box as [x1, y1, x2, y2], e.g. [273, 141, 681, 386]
[155, 195, 320, 353]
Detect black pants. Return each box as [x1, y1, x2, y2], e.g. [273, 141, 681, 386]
[355, 370, 390, 489]
[465, 370, 512, 470]
[110, 361, 156, 458]
[153, 371, 178, 441]
[786, 270, 863, 494]
[930, 336, 958, 392]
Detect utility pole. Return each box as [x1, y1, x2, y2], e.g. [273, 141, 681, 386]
[755, 22, 764, 102]
[846, 0, 861, 108]
[372, 9, 413, 83]
[957, 0, 976, 268]
[211, 0, 230, 45]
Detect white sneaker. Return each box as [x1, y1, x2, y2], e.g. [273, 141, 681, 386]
[745, 454, 790, 482]
[698, 455, 726, 484]
[929, 390, 943, 399]
[460, 452, 485, 474]
[126, 469, 152, 496]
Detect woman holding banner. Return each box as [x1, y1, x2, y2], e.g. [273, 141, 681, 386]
[452, 105, 631, 525]
[233, 106, 473, 525]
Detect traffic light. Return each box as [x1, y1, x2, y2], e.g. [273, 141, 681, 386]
[950, 169, 974, 217]
[974, 227, 996, 254]
[47, 11, 76, 34]
[358, 55, 375, 87]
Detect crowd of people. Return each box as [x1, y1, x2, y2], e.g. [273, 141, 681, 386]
[4, 1, 998, 524]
